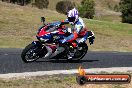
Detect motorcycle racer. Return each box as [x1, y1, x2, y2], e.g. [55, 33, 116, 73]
[59, 8, 95, 59]
[60, 8, 85, 44]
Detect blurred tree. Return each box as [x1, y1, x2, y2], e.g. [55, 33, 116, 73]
[31, 0, 35, 7]
[56, 0, 75, 14]
[78, 0, 95, 19]
[35, 0, 49, 9]
[1, 0, 31, 6]
[114, 4, 120, 12]
[119, 0, 132, 23]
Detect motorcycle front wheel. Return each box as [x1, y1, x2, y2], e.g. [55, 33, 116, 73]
[21, 44, 40, 63]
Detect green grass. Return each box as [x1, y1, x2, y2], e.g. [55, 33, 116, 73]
[0, 1, 132, 52]
[86, 19, 132, 51]
[94, 15, 121, 22]
[0, 75, 77, 88]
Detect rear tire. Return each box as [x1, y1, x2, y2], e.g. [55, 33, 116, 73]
[68, 43, 88, 61]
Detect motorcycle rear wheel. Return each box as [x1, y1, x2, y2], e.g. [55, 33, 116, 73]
[68, 43, 88, 61]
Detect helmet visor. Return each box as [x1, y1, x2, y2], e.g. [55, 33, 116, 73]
[68, 17, 75, 22]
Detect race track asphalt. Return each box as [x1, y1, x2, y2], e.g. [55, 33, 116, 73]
[0, 48, 132, 74]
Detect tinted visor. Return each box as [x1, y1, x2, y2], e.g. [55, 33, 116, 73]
[68, 17, 75, 22]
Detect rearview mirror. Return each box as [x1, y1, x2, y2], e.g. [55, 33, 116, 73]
[41, 17, 45, 23]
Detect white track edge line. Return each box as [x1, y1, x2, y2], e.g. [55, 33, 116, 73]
[0, 67, 132, 79]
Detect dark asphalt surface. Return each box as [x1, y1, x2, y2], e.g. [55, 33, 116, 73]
[0, 48, 132, 74]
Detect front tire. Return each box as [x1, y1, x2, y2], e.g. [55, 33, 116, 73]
[21, 44, 40, 63]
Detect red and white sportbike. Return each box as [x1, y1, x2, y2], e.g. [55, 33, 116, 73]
[21, 17, 95, 63]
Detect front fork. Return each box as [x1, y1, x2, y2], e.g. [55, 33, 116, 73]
[31, 41, 48, 58]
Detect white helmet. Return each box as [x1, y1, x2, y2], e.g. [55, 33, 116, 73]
[67, 8, 79, 24]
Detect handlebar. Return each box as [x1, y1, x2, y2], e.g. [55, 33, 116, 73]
[60, 22, 69, 25]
